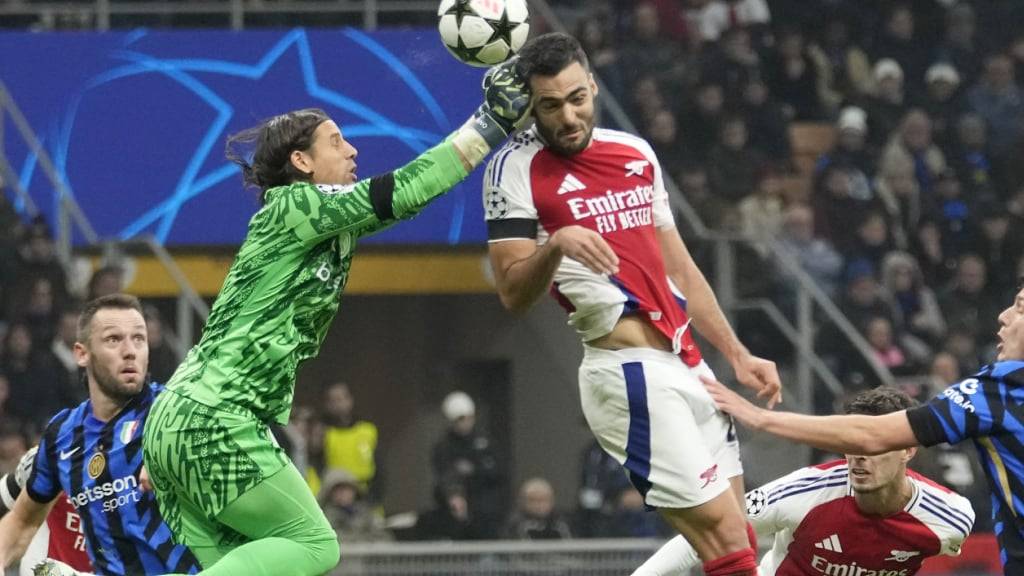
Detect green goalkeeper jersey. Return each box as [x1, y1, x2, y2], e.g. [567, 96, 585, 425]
[166, 140, 467, 424]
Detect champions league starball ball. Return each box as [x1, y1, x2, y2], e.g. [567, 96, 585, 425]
[437, 0, 530, 67]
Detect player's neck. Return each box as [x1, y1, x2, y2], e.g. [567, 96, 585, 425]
[854, 475, 913, 517]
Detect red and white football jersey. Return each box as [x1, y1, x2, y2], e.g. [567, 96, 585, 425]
[20, 494, 92, 576]
[748, 460, 975, 575]
[484, 127, 701, 365]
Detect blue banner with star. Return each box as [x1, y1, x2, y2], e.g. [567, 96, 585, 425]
[0, 28, 490, 245]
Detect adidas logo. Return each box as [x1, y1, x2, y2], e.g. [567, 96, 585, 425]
[557, 173, 587, 195]
[814, 534, 843, 553]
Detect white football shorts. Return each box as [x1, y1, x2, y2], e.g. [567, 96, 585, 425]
[578, 345, 743, 509]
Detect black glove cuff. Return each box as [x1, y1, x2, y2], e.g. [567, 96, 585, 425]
[471, 110, 511, 149]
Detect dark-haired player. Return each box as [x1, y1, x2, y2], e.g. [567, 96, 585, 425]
[634, 387, 975, 575]
[704, 282, 1024, 574]
[484, 32, 781, 576]
[0, 294, 198, 575]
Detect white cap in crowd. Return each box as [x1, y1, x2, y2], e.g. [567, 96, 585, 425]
[442, 391, 476, 421]
[838, 106, 868, 133]
[925, 62, 961, 86]
[873, 58, 904, 82]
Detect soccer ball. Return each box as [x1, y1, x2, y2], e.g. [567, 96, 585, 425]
[437, 0, 530, 67]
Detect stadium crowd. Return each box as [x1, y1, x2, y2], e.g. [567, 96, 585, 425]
[0, 0, 1022, 549]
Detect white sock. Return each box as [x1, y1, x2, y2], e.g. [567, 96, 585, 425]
[632, 535, 700, 576]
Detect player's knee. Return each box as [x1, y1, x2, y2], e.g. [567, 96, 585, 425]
[309, 531, 341, 574]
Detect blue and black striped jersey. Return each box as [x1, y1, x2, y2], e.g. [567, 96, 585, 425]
[26, 383, 199, 575]
[907, 360, 1024, 573]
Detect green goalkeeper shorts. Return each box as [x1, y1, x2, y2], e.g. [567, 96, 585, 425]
[143, 389, 291, 549]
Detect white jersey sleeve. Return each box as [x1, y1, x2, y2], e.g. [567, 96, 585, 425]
[483, 131, 541, 242]
[907, 473, 976, 557]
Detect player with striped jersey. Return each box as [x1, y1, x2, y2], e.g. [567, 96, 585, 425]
[704, 282, 1024, 574]
[634, 387, 975, 575]
[484, 33, 781, 576]
[0, 294, 199, 575]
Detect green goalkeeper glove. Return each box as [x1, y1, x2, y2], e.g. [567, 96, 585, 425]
[470, 57, 532, 149]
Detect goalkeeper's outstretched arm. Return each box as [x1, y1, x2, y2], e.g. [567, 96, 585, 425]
[284, 58, 533, 245]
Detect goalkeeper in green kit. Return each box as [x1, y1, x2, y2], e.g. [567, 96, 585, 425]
[36, 61, 531, 576]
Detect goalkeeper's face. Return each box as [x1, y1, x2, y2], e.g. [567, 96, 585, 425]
[530, 62, 598, 156]
[75, 308, 149, 404]
[294, 120, 359, 185]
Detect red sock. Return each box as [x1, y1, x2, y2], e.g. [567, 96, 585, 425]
[746, 522, 758, 550]
[702, 547, 758, 576]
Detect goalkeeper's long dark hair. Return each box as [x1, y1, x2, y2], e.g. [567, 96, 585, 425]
[225, 108, 329, 204]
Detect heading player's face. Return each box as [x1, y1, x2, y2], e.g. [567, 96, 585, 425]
[75, 308, 149, 403]
[996, 288, 1024, 361]
[305, 120, 359, 185]
[530, 62, 598, 156]
[845, 449, 913, 493]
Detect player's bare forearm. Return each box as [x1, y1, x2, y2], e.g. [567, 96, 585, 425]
[0, 491, 51, 567]
[704, 377, 915, 455]
[489, 239, 563, 313]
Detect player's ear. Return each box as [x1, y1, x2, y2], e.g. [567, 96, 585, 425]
[289, 150, 313, 176]
[73, 341, 89, 369]
[903, 446, 917, 463]
[589, 73, 599, 98]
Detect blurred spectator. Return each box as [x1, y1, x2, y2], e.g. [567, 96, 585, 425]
[2, 322, 62, 431]
[928, 351, 962, 391]
[682, 81, 725, 162]
[684, 0, 770, 44]
[808, 16, 874, 105]
[605, 486, 673, 538]
[0, 425, 27, 477]
[0, 374, 22, 435]
[738, 167, 785, 255]
[967, 53, 1023, 155]
[576, 14, 625, 99]
[574, 438, 631, 538]
[816, 106, 876, 185]
[933, 3, 982, 87]
[629, 76, 667, 128]
[42, 307, 87, 408]
[970, 201, 1023, 299]
[880, 251, 946, 346]
[414, 482, 477, 541]
[318, 469, 391, 542]
[675, 164, 733, 231]
[765, 26, 828, 120]
[740, 79, 792, 164]
[813, 164, 880, 255]
[911, 219, 952, 287]
[646, 108, 693, 171]
[879, 109, 946, 201]
[86, 265, 124, 301]
[143, 305, 179, 385]
[706, 116, 764, 203]
[618, 2, 687, 94]
[502, 478, 572, 540]
[931, 169, 975, 260]
[701, 26, 761, 107]
[921, 63, 965, 150]
[776, 204, 845, 300]
[319, 381, 381, 503]
[21, 276, 59, 347]
[14, 216, 68, 310]
[863, 59, 907, 148]
[874, 155, 920, 250]
[431, 391, 503, 539]
[938, 253, 1002, 346]
[847, 211, 895, 270]
[947, 113, 999, 198]
[864, 315, 917, 376]
[870, 4, 929, 98]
